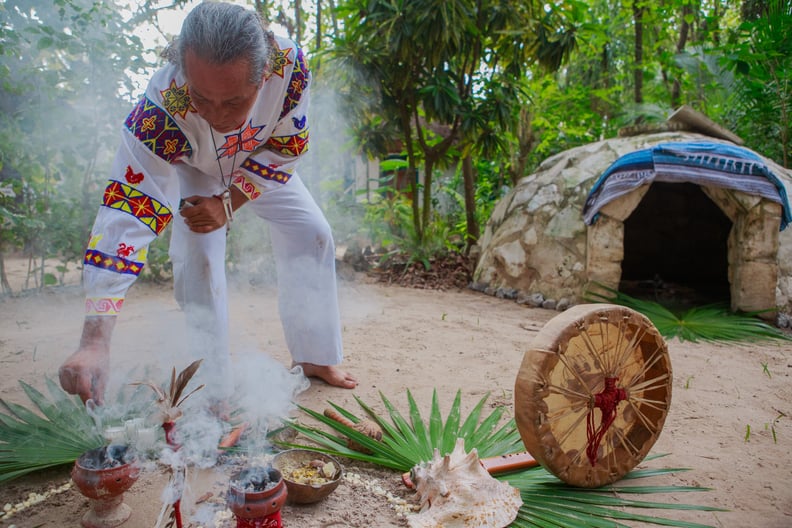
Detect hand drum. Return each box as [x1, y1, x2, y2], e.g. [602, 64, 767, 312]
[515, 303, 672, 488]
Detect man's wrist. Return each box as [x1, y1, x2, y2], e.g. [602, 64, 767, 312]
[214, 190, 234, 231]
[80, 316, 116, 349]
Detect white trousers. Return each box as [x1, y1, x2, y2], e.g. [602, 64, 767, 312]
[169, 167, 343, 398]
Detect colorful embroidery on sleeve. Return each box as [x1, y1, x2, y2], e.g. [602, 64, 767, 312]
[241, 159, 293, 184]
[279, 48, 309, 120]
[85, 297, 125, 316]
[84, 248, 144, 276]
[268, 46, 294, 80]
[231, 173, 262, 200]
[265, 130, 309, 157]
[125, 96, 192, 163]
[160, 79, 197, 119]
[102, 180, 173, 235]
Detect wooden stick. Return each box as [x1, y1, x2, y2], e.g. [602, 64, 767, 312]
[401, 451, 538, 488]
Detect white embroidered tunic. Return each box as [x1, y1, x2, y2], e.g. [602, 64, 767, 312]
[83, 36, 310, 316]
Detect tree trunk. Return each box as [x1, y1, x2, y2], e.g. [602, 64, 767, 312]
[400, 106, 422, 242]
[328, 0, 339, 36]
[671, 3, 692, 108]
[0, 251, 12, 295]
[421, 157, 434, 242]
[461, 155, 479, 251]
[633, 1, 644, 104]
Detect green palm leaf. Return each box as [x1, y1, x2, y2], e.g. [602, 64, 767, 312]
[280, 390, 725, 528]
[0, 378, 105, 484]
[585, 282, 792, 343]
[282, 389, 524, 470]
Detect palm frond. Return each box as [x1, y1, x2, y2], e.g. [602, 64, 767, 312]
[281, 390, 523, 471]
[281, 390, 725, 528]
[0, 379, 105, 483]
[585, 282, 792, 343]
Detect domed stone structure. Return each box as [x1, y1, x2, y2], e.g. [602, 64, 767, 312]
[472, 130, 792, 318]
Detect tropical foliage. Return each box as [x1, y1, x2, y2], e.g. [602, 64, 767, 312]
[586, 282, 792, 343]
[0, 378, 104, 483]
[281, 390, 725, 528]
[3, 0, 788, 292]
[283, 389, 523, 470]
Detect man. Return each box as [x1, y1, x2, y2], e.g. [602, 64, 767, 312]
[58, 1, 357, 405]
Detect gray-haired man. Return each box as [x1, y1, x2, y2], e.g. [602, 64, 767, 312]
[59, 2, 357, 405]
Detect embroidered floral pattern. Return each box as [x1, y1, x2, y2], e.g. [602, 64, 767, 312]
[102, 180, 173, 235]
[266, 130, 309, 157]
[215, 120, 266, 159]
[279, 48, 309, 120]
[268, 46, 294, 79]
[159, 79, 196, 119]
[125, 96, 192, 163]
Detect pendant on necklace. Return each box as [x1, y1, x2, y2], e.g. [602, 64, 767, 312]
[209, 125, 240, 189]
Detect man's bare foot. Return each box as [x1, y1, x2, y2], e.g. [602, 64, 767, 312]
[297, 363, 358, 389]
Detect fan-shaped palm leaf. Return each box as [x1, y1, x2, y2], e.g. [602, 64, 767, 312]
[281, 389, 523, 471]
[0, 378, 105, 483]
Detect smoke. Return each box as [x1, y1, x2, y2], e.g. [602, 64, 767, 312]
[231, 353, 311, 438]
[6, 2, 376, 524]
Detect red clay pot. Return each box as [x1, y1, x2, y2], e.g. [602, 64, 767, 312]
[71, 446, 140, 528]
[227, 466, 288, 527]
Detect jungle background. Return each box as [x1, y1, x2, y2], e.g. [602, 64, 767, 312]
[0, 0, 790, 293]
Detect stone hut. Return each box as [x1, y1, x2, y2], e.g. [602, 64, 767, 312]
[472, 121, 792, 317]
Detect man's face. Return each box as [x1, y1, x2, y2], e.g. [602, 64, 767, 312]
[184, 49, 262, 133]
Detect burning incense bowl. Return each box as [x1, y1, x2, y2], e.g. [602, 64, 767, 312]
[71, 445, 140, 528]
[227, 465, 288, 528]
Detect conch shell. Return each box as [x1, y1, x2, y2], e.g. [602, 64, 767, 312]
[408, 438, 522, 528]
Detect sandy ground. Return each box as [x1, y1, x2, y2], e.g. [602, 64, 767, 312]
[0, 260, 791, 528]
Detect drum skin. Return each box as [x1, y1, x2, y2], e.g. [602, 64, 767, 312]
[514, 303, 672, 488]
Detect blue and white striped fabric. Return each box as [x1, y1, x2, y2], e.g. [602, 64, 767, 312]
[583, 141, 792, 230]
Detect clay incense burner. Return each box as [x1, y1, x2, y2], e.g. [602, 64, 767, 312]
[227, 465, 288, 528]
[71, 444, 140, 528]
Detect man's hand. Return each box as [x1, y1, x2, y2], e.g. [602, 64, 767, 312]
[179, 187, 248, 233]
[59, 317, 115, 405]
[59, 346, 110, 405]
[179, 194, 227, 233]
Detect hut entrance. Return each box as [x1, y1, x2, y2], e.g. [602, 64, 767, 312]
[619, 182, 732, 309]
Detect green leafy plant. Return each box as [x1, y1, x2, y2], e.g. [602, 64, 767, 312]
[0, 378, 105, 483]
[281, 390, 724, 528]
[585, 283, 792, 343]
[506, 462, 723, 528]
[283, 390, 522, 471]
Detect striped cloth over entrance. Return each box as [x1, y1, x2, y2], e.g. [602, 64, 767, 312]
[583, 141, 792, 230]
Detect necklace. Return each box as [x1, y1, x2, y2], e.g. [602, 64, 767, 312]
[209, 125, 237, 233]
[209, 125, 240, 188]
